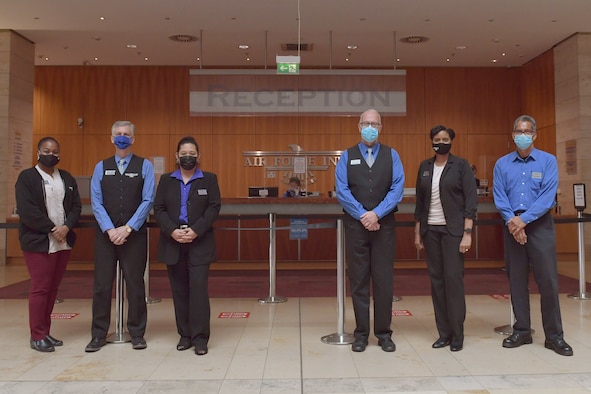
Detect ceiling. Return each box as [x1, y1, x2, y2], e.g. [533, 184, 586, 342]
[2, 0, 590, 68]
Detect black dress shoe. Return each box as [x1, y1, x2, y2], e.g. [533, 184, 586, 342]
[195, 343, 208, 356]
[131, 336, 147, 350]
[450, 342, 463, 352]
[85, 337, 106, 352]
[177, 337, 192, 351]
[351, 340, 368, 352]
[502, 332, 532, 348]
[544, 338, 573, 356]
[378, 338, 396, 352]
[30, 338, 55, 352]
[432, 338, 451, 349]
[45, 335, 63, 347]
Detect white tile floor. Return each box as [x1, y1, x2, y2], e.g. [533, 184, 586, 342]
[2, 264, 591, 393]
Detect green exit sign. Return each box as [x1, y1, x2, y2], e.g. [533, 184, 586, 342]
[277, 62, 299, 75]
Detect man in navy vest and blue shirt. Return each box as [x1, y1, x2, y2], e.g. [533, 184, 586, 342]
[493, 114, 573, 356]
[85, 121, 155, 352]
[335, 109, 405, 352]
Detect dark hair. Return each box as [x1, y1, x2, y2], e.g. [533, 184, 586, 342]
[289, 177, 301, 186]
[429, 125, 455, 140]
[37, 136, 60, 150]
[176, 136, 199, 153]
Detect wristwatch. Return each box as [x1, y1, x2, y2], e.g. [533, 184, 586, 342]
[125, 225, 133, 233]
[464, 228, 472, 234]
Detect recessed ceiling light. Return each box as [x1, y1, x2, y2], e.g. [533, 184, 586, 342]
[99, 16, 105, 21]
[94, 57, 98, 61]
[168, 34, 198, 43]
[399, 36, 429, 44]
[491, 59, 498, 63]
[126, 44, 138, 49]
[144, 57, 149, 61]
[347, 45, 358, 50]
[456, 45, 467, 50]
[238, 44, 249, 49]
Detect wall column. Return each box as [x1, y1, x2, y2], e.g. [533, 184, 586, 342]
[0, 30, 35, 264]
[554, 32, 591, 278]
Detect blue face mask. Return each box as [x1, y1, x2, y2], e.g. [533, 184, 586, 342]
[514, 134, 533, 150]
[113, 135, 132, 149]
[361, 126, 379, 143]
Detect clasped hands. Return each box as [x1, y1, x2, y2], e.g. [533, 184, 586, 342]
[172, 227, 198, 244]
[107, 226, 130, 246]
[50, 225, 69, 243]
[507, 216, 527, 245]
[361, 211, 380, 231]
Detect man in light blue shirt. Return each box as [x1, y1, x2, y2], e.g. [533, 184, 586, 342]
[493, 114, 572, 356]
[335, 108, 405, 353]
[85, 121, 155, 353]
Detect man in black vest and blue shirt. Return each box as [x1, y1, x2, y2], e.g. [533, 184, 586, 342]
[85, 121, 155, 352]
[335, 109, 405, 352]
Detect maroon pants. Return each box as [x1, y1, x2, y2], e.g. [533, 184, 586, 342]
[24, 250, 70, 340]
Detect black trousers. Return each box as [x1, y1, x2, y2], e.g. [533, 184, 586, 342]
[503, 212, 564, 340]
[167, 245, 211, 345]
[91, 225, 148, 338]
[423, 225, 465, 342]
[344, 214, 395, 341]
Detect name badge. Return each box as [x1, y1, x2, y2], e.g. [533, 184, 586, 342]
[350, 159, 361, 165]
[125, 173, 139, 178]
[198, 189, 208, 196]
[422, 171, 430, 177]
[531, 171, 542, 179]
[105, 170, 116, 176]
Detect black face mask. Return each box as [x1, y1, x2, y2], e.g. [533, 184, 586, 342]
[179, 155, 197, 170]
[432, 143, 452, 155]
[38, 154, 60, 168]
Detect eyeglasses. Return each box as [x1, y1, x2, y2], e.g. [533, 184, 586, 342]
[359, 121, 381, 128]
[513, 129, 535, 136]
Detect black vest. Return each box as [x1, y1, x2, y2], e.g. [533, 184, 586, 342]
[347, 144, 393, 211]
[101, 155, 145, 227]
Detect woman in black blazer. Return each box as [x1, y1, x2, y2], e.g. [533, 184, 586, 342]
[153, 136, 221, 356]
[413, 125, 477, 352]
[15, 137, 81, 353]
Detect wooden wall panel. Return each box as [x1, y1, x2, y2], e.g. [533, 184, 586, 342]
[126, 66, 173, 133]
[424, 68, 469, 133]
[32, 63, 548, 197]
[520, 49, 555, 131]
[82, 66, 128, 135]
[34, 66, 85, 135]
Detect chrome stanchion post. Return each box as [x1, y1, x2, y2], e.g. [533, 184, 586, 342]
[144, 228, 161, 304]
[107, 260, 131, 343]
[494, 297, 534, 335]
[259, 212, 287, 303]
[322, 218, 355, 344]
[568, 210, 591, 300]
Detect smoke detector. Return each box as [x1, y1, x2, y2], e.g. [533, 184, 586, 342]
[168, 34, 199, 43]
[399, 36, 429, 44]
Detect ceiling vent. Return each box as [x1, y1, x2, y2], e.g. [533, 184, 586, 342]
[281, 43, 313, 51]
[399, 35, 429, 44]
[168, 34, 199, 43]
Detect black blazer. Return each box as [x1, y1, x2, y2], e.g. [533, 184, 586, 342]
[414, 154, 478, 237]
[153, 171, 221, 266]
[15, 167, 82, 252]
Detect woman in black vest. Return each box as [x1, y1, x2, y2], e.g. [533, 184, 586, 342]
[154, 136, 221, 356]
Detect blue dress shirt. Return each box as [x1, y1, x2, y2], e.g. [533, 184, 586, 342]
[493, 148, 558, 225]
[170, 168, 204, 224]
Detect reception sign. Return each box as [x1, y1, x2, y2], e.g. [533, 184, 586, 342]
[189, 69, 406, 116]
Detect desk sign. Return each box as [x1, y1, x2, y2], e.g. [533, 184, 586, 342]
[574, 183, 586, 210]
[290, 218, 308, 240]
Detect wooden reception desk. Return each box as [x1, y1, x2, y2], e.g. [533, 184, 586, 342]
[6, 197, 507, 268]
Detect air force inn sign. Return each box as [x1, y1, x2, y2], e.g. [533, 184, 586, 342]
[243, 145, 343, 186]
[189, 69, 406, 116]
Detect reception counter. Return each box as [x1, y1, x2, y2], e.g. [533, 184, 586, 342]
[6, 197, 509, 267]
